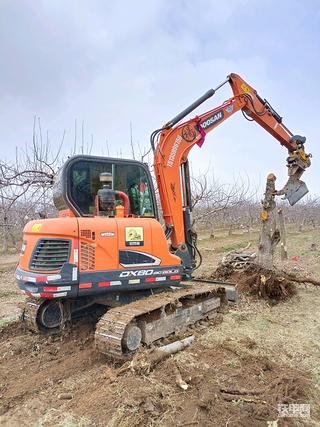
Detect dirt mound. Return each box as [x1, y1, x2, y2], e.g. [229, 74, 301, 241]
[211, 262, 297, 301]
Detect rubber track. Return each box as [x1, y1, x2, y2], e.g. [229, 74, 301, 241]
[95, 283, 225, 358]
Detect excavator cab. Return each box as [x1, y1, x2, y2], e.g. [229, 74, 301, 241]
[53, 155, 157, 218]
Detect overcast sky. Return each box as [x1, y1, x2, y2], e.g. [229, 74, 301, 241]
[0, 0, 319, 196]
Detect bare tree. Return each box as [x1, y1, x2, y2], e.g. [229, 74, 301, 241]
[191, 172, 257, 235]
[0, 117, 65, 252]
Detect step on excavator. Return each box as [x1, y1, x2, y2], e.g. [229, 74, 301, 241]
[16, 73, 311, 358]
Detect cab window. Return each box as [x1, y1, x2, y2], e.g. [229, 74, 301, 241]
[68, 159, 155, 217]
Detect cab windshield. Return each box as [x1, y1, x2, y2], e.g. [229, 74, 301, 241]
[68, 159, 155, 217]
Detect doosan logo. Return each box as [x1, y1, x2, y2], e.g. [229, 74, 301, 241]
[200, 110, 224, 130]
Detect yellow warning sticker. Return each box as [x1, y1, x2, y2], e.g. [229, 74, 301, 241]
[240, 83, 250, 93]
[125, 227, 144, 246]
[31, 223, 42, 232]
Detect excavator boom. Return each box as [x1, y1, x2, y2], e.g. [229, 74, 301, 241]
[153, 73, 311, 253]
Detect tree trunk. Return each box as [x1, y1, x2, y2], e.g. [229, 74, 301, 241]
[278, 208, 288, 260]
[257, 174, 279, 269]
[2, 216, 8, 254]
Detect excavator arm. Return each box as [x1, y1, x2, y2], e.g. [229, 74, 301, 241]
[152, 73, 311, 265]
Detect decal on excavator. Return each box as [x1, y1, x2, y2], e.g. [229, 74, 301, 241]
[100, 231, 115, 237]
[167, 135, 183, 167]
[240, 83, 250, 93]
[31, 224, 42, 232]
[181, 124, 197, 142]
[125, 226, 144, 246]
[120, 269, 155, 278]
[119, 267, 180, 278]
[200, 110, 224, 130]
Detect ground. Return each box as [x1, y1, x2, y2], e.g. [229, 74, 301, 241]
[0, 227, 319, 426]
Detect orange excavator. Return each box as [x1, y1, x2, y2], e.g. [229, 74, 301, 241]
[16, 73, 311, 357]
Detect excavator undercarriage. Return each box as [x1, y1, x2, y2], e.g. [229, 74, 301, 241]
[21, 281, 236, 359]
[95, 282, 229, 358]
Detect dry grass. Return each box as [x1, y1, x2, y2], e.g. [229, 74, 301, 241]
[199, 287, 320, 373]
[35, 409, 92, 427]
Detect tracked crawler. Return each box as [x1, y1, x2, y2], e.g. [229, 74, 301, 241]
[20, 280, 235, 359]
[16, 73, 311, 356]
[95, 283, 227, 358]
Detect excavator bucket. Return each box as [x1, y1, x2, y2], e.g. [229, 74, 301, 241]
[281, 178, 309, 206]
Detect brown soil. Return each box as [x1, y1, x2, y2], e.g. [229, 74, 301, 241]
[0, 319, 315, 427]
[0, 273, 24, 321]
[1, 241, 320, 426]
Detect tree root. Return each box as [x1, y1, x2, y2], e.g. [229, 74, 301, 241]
[281, 272, 320, 287]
